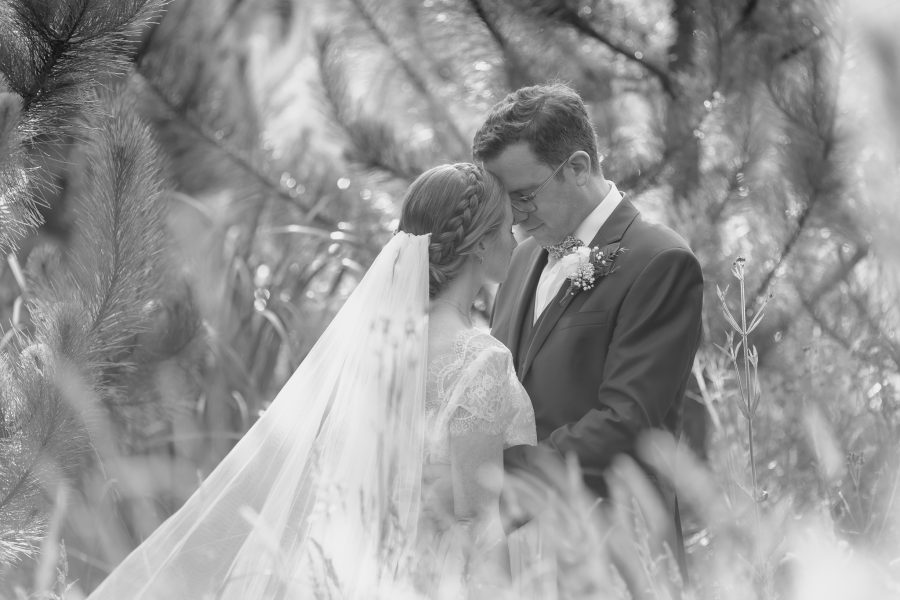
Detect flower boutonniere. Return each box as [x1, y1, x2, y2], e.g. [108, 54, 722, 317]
[559, 243, 626, 301]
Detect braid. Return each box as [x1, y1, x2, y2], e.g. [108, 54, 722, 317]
[429, 164, 482, 264]
[396, 162, 503, 298]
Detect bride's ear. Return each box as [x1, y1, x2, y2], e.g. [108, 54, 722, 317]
[473, 241, 487, 264]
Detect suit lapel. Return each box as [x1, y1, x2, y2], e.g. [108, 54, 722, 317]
[585, 196, 639, 250]
[506, 241, 546, 372]
[519, 198, 640, 379]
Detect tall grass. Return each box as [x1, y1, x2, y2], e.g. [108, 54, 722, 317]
[8, 256, 892, 600]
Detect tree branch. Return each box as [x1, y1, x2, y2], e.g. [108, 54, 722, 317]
[616, 152, 671, 196]
[466, 0, 533, 87]
[751, 196, 816, 305]
[315, 33, 424, 181]
[16, 0, 90, 112]
[348, 0, 469, 154]
[132, 2, 168, 67]
[778, 31, 826, 63]
[848, 290, 900, 371]
[754, 55, 839, 304]
[799, 295, 855, 355]
[727, 0, 760, 35]
[809, 245, 869, 300]
[136, 73, 337, 231]
[741, 0, 759, 22]
[211, 0, 250, 41]
[549, 4, 676, 98]
[799, 292, 900, 375]
[467, 0, 504, 50]
[794, 246, 868, 353]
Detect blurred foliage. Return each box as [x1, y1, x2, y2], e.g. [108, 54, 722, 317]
[0, 0, 899, 598]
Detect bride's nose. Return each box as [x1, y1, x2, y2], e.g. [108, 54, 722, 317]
[512, 209, 530, 225]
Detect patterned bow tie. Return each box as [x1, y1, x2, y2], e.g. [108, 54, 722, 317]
[544, 235, 584, 260]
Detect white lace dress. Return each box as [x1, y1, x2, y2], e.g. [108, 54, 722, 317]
[415, 327, 536, 597]
[424, 328, 536, 462]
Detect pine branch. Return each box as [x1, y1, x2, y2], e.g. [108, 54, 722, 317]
[131, 5, 167, 67]
[615, 86, 733, 197]
[71, 95, 169, 365]
[616, 151, 671, 197]
[465, 0, 534, 88]
[755, 38, 843, 305]
[0, 0, 164, 254]
[210, 0, 251, 41]
[21, 92, 181, 431]
[741, 0, 760, 22]
[0, 92, 200, 569]
[799, 295, 855, 354]
[778, 30, 827, 63]
[1, 0, 163, 131]
[750, 190, 818, 304]
[0, 349, 92, 568]
[315, 32, 425, 181]
[848, 290, 900, 371]
[529, 0, 676, 98]
[347, 0, 469, 155]
[135, 72, 339, 231]
[723, 0, 760, 40]
[129, 2, 340, 230]
[793, 246, 900, 373]
[808, 245, 869, 302]
[790, 246, 868, 362]
[0, 92, 42, 255]
[467, 0, 505, 52]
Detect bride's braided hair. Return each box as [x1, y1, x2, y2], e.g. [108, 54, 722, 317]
[398, 163, 505, 297]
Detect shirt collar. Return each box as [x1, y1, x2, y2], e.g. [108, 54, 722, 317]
[573, 181, 623, 244]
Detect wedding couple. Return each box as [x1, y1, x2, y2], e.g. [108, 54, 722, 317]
[87, 83, 703, 599]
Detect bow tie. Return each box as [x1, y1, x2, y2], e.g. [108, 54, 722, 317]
[544, 235, 584, 260]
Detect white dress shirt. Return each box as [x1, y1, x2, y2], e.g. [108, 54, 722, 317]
[533, 182, 623, 323]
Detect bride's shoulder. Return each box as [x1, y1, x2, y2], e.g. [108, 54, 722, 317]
[429, 325, 513, 366]
[463, 327, 505, 348]
[457, 328, 513, 362]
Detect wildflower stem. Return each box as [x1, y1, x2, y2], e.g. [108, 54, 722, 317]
[739, 270, 761, 524]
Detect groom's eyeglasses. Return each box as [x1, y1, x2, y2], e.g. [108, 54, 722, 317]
[510, 154, 574, 218]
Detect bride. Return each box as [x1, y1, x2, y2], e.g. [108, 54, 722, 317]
[86, 163, 537, 599]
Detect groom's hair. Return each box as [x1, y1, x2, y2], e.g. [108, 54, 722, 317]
[398, 164, 505, 298]
[472, 82, 601, 175]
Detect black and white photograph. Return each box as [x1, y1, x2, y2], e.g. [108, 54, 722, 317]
[1, 0, 899, 598]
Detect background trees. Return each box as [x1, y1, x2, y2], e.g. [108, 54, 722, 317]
[1, 0, 898, 597]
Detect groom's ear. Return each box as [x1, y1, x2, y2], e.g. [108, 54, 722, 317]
[569, 151, 592, 185]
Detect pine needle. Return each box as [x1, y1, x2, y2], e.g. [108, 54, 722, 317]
[0, 0, 165, 254]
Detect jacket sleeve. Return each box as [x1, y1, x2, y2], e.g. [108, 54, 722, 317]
[544, 246, 704, 478]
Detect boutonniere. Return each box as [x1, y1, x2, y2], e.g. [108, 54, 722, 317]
[559, 243, 626, 300]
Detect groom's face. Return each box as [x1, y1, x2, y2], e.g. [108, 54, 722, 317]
[483, 143, 578, 246]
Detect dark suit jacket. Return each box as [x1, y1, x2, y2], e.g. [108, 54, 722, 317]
[492, 198, 703, 566]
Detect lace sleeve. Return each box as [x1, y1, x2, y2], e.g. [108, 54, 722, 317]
[446, 345, 521, 437]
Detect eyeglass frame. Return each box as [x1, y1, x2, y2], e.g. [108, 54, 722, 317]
[509, 153, 576, 218]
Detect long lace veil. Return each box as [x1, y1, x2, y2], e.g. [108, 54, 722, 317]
[88, 232, 431, 599]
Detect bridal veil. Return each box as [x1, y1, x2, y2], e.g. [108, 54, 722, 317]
[88, 232, 430, 599]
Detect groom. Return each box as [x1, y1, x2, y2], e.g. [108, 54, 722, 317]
[475, 83, 703, 578]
